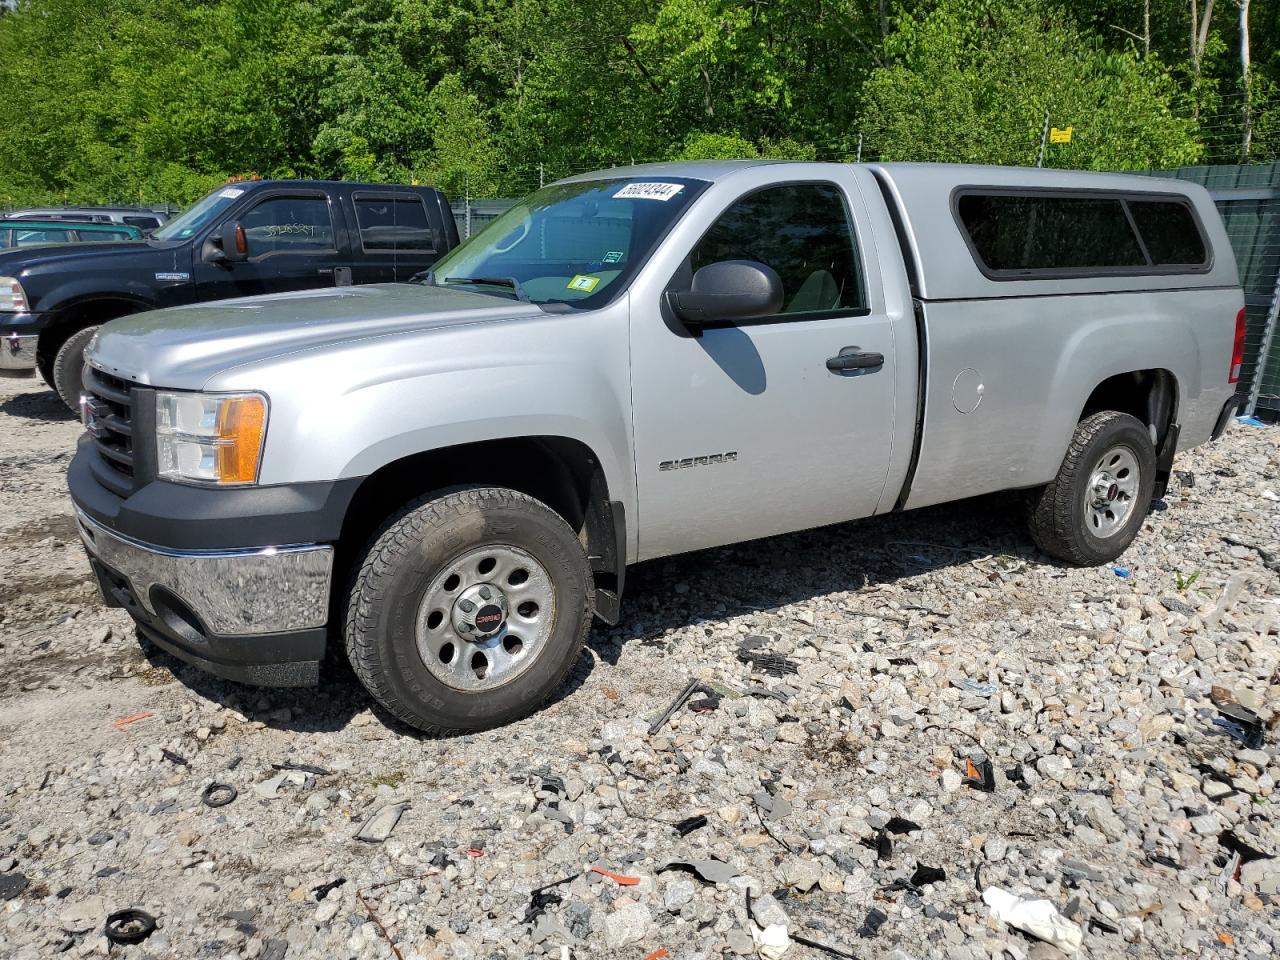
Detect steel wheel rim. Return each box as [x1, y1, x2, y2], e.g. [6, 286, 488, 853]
[1084, 444, 1140, 538]
[415, 544, 555, 692]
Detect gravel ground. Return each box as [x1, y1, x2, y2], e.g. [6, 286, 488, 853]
[1, 370, 1278, 960]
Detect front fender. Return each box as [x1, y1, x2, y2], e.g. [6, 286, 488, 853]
[209, 313, 637, 538]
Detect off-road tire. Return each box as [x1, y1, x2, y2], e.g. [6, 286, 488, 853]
[1027, 411, 1156, 566]
[51, 325, 99, 412]
[344, 486, 593, 735]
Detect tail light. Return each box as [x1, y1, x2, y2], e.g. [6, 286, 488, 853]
[1229, 307, 1246, 384]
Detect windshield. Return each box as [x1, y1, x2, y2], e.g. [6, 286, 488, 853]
[151, 185, 248, 241]
[426, 177, 706, 306]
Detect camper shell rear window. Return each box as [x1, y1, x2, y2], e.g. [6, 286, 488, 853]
[953, 188, 1210, 280]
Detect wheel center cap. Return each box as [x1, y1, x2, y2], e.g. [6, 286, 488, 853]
[452, 583, 509, 640]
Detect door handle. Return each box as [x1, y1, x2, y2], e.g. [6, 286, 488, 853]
[826, 347, 884, 372]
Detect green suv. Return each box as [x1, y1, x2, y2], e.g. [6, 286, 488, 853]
[0, 219, 143, 248]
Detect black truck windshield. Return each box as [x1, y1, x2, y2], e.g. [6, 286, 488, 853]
[151, 185, 248, 241]
[426, 177, 706, 306]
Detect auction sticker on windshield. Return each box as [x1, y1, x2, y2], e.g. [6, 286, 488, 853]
[613, 182, 684, 201]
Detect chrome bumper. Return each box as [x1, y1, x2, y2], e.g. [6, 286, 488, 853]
[74, 508, 333, 636]
[0, 333, 37, 375]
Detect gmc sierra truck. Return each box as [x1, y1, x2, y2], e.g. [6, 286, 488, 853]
[67, 161, 1245, 734]
[0, 179, 458, 410]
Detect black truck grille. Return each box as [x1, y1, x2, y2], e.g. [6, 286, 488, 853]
[83, 367, 137, 493]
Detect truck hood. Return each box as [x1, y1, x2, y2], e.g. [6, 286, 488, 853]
[88, 283, 546, 388]
[0, 240, 152, 274]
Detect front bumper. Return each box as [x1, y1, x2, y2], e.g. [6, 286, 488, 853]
[0, 332, 37, 376]
[74, 507, 333, 685]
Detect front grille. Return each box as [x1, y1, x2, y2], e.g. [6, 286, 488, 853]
[84, 366, 137, 494]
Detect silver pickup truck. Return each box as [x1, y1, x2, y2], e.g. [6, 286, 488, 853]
[68, 161, 1245, 733]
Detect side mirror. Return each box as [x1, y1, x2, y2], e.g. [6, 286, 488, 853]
[218, 220, 249, 262]
[668, 260, 784, 327]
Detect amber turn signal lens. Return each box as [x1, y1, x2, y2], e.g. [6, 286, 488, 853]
[215, 395, 267, 484]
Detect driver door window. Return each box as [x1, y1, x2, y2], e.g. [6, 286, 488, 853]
[240, 196, 335, 257]
[690, 183, 867, 319]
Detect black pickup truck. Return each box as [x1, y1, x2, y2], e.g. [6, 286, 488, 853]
[0, 179, 459, 409]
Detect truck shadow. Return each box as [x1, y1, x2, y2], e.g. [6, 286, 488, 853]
[0, 384, 76, 422]
[136, 490, 1045, 737]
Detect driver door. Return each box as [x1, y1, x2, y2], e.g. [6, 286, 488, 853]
[194, 191, 345, 301]
[629, 177, 899, 560]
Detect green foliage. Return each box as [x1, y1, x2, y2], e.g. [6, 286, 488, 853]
[0, 0, 1273, 206]
[862, 0, 1201, 169]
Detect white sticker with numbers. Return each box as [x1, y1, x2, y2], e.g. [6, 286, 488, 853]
[612, 182, 684, 201]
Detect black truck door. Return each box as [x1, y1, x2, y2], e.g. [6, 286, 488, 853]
[194, 190, 344, 300]
[347, 191, 445, 283]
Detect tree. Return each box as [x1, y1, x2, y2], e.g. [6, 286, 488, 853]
[861, 0, 1202, 170]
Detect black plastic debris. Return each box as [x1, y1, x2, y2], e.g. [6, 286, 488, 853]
[105, 909, 157, 946]
[1147, 854, 1184, 870]
[0, 872, 28, 901]
[538, 774, 566, 796]
[884, 817, 921, 835]
[311, 877, 346, 901]
[272, 762, 331, 776]
[962, 756, 996, 792]
[736, 636, 799, 677]
[674, 814, 708, 837]
[858, 828, 893, 861]
[160, 749, 189, 767]
[647, 678, 717, 735]
[1088, 916, 1120, 935]
[524, 878, 572, 925]
[911, 863, 946, 886]
[200, 782, 237, 808]
[1219, 830, 1274, 864]
[541, 802, 576, 834]
[1213, 702, 1265, 749]
[689, 693, 721, 713]
[860, 907, 888, 937]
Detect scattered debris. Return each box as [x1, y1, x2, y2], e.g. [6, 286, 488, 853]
[647, 678, 717, 735]
[311, 878, 346, 902]
[104, 908, 157, 946]
[657, 858, 738, 885]
[736, 637, 799, 677]
[983, 886, 1083, 954]
[1213, 702, 1266, 749]
[951, 677, 997, 697]
[160, 749, 189, 767]
[0, 872, 28, 901]
[860, 907, 888, 938]
[200, 783, 237, 808]
[271, 761, 331, 776]
[962, 756, 996, 792]
[1110, 566, 1130, 578]
[884, 816, 921, 834]
[590, 865, 641, 886]
[910, 863, 946, 886]
[354, 801, 409, 843]
[111, 711, 154, 729]
[673, 814, 708, 837]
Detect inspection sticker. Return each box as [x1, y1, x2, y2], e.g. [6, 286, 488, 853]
[602, 250, 624, 263]
[567, 274, 600, 292]
[613, 182, 684, 201]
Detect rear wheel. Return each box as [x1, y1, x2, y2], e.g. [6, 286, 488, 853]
[1027, 411, 1156, 566]
[51, 325, 99, 412]
[344, 486, 593, 734]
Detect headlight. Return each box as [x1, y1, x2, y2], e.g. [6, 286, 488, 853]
[155, 391, 268, 485]
[0, 277, 29, 312]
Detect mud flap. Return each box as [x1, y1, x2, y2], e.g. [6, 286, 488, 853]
[1150, 423, 1180, 502]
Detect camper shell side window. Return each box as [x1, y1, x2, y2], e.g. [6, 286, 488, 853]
[952, 187, 1212, 280]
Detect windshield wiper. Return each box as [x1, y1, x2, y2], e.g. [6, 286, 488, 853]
[441, 275, 530, 302]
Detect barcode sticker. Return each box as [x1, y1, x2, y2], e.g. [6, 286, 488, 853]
[613, 182, 684, 201]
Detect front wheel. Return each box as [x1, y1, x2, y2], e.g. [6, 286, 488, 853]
[344, 486, 593, 734]
[51, 325, 100, 412]
[1027, 411, 1156, 566]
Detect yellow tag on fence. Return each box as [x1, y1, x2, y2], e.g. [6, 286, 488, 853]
[1049, 126, 1073, 144]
